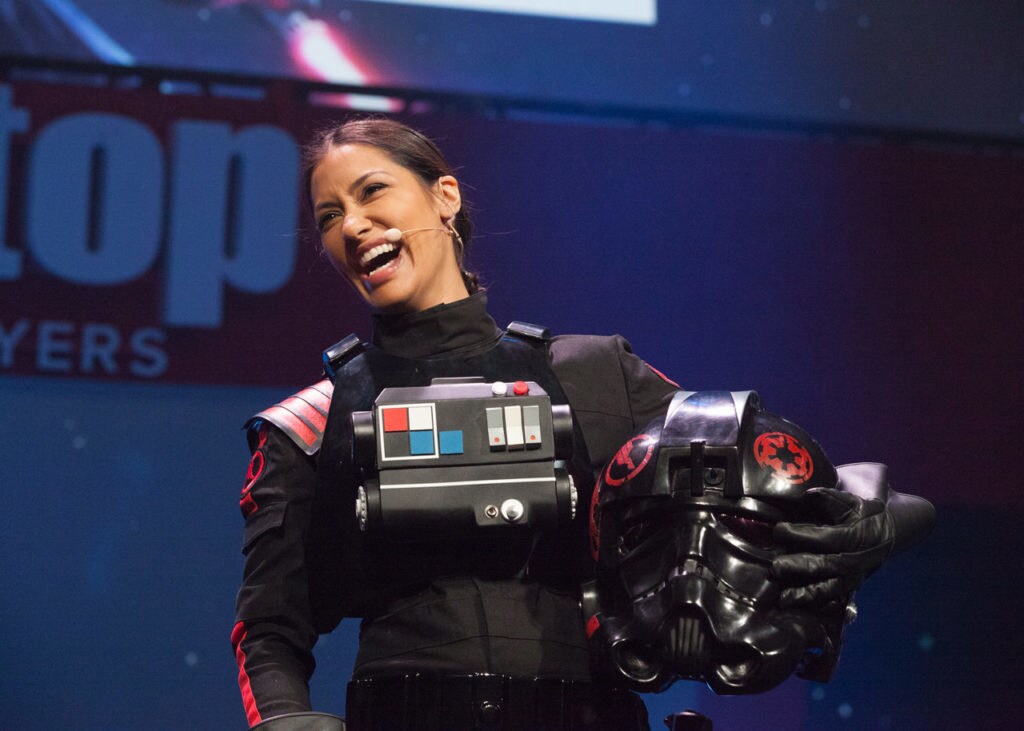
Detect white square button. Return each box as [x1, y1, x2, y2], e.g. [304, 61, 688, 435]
[408, 405, 434, 431]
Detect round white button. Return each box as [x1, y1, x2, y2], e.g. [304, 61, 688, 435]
[500, 499, 525, 523]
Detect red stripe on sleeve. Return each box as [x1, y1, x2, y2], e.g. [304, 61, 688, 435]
[282, 395, 328, 433]
[644, 362, 680, 388]
[300, 382, 333, 414]
[232, 621, 263, 727]
[262, 405, 318, 448]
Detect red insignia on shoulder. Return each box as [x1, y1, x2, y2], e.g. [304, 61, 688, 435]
[240, 428, 268, 517]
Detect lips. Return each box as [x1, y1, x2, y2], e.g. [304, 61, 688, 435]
[360, 242, 399, 272]
[350, 234, 403, 284]
[351, 237, 404, 289]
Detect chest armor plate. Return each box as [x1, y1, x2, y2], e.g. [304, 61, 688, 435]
[309, 335, 594, 629]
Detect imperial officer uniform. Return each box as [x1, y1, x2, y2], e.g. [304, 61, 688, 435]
[232, 292, 679, 729]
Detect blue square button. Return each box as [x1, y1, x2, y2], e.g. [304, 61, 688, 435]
[409, 430, 435, 455]
[439, 430, 464, 455]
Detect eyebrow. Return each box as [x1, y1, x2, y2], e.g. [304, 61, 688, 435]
[314, 169, 389, 213]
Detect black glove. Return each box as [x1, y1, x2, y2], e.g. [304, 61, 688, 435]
[770, 487, 895, 610]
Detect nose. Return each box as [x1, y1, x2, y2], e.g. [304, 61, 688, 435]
[341, 211, 372, 240]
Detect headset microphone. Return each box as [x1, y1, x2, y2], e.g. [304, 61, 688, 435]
[384, 226, 462, 245]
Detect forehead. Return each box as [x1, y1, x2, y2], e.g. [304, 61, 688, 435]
[312, 143, 407, 185]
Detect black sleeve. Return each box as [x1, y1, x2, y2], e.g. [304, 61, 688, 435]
[550, 333, 679, 470]
[232, 424, 319, 728]
[613, 336, 680, 435]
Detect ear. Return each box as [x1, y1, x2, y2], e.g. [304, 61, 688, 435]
[435, 175, 462, 220]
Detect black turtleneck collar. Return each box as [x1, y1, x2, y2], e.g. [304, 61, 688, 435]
[371, 291, 502, 359]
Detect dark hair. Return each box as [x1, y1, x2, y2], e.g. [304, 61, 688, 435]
[302, 118, 480, 294]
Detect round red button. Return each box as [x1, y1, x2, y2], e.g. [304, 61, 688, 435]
[513, 380, 529, 395]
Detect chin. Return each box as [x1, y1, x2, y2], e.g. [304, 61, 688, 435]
[346, 275, 404, 311]
[366, 287, 417, 314]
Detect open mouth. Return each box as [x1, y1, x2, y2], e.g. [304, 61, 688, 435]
[359, 241, 401, 276]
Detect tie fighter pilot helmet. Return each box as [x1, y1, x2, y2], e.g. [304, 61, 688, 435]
[584, 390, 846, 695]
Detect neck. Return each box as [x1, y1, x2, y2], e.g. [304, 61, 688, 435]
[371, 290, 500, 359]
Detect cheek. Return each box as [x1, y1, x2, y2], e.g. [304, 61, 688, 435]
[321, 236, 354, 276]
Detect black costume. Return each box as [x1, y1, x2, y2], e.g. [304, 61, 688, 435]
[233, 292, 679, 728]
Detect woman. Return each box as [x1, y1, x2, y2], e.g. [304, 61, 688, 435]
[232, 119, 925, 730]
[233, 118, 679, 730]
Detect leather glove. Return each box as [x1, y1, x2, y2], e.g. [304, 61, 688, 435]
[770, 487, 895, 610]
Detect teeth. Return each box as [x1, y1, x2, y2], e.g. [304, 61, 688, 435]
[359, 242, 397, 268]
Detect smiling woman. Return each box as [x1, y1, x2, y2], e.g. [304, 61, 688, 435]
[232, 119, 680, 731]
[303, 119, 477, 313]
[229, 118, 927, 731]
[310, 142, 466, 312]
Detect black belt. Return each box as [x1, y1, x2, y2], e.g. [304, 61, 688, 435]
[346, 673, 649, 731]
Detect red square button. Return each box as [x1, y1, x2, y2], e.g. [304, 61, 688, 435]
[382, 407, 409, 432]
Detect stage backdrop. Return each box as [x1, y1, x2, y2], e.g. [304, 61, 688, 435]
[3, 1, 1021, 138]
[1, 78, 1021, 728]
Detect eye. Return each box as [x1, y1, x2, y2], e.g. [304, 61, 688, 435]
[362, 182, 387, 198]
[317, 211, 342, 232]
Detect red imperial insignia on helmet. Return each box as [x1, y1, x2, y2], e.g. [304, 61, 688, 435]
[604, 434, 656, 487]
[753, 431, 814, 484]
[592, 433, 656, 560]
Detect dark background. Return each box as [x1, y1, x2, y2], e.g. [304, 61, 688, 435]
[1, 2, 1021, 728]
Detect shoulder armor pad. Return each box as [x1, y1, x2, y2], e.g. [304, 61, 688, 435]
[506, 321, 550, 342]
[322, 334, 364, 381]
[248, 379, 334, 455]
